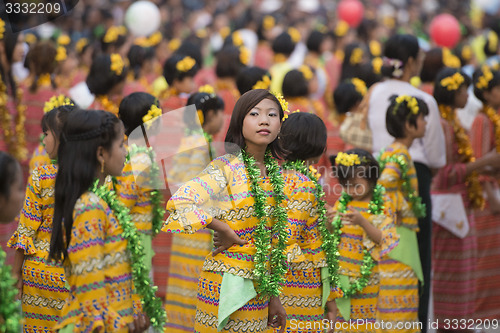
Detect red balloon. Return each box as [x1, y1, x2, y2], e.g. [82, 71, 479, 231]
[429, 14, 461, 48]
[338, 0, 364, 28]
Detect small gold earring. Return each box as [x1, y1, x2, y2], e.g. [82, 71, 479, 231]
[101, 160, 105, 173]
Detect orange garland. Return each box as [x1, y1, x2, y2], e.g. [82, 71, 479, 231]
[481, 105, 500, 153]
[439, 105, 484, 209]
[96, 95, 119, 117]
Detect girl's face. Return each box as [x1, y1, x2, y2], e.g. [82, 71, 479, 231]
[12, 35, 25, 63]
[343, 174, 372, 201]
[453, 85, 469, 109]
[101, 124, 127, 177]
[42, 129, 58, 159]
[175, 76, 195, 94]
[204, 109, 224, 136]
[242, 98, 281, 149]
[406, 113, 427, 140]
[484, 85, 500, 109]
[0, 164, 24, 223]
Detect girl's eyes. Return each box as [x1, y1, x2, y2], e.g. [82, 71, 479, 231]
[249, 111, 259, 116]
[269, 112, 278, 117]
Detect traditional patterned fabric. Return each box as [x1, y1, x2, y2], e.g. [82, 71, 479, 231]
[470, 112, 500, 319]
[28, 144, 51, 173]
[432, 118, 477, 324]
[377, 142, 420, 332]
[334, 198, 398, 333]
[165, 138, 214, 333]
[7, 164, 69, 332]
[54, 192, 135, 333]
[164, 153, 281, 330]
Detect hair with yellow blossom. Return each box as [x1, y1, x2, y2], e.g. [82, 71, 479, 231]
[75, 38, 89, 54]
[55, 46, 67, 62]
[335, 21, 349, 37]
[176, 56, 196, 72]
[287, 27, 301, 44]
[142, 104, 162, 129]
[239, 46, 250, 66]
[350, 78, 367, 96]
[387, 94, 429, 139]
[473, 65, 500, 103]
[349, 47, 364, 66]
[44, 95, 74, 114]
[186, 87, 224, 129]
[252, 74, 271, 90]
[168, 38, 181, 52]
[270, 91, 289, 120]
[103, 26, 127, 44]
[299, 65, 314, 81]
[332, 148, 381, 189]
[440, 72, 465, 91]
[110, 53, 125, 76]
[442, 48, 461, 69]
[262, 15, 275, 31]
[434, 68, 471, 107]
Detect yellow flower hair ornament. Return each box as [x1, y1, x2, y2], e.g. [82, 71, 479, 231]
[488, 30, 498, 54]
[239, 46, 250, 66]
[24, 33, 37, 45]
[394, 95, 419, 115]
[440, 72, 465, 91]
[57, 34, 71, 46]
[103, 26, 127, 44]
[461, 45, 472, 61]
[168, 38, 181, 52]
[372, 57, 383, 74]
[335, 152, 361, 167]
[232, 31, 244, 47]
[142, 104, 162, 129]
[55, 46, 67, 62]
[476, 66, 493, 90]
[75, 38, 89, 54]
[43, 95, 74, 113]
[350, 78, 367, 96]
[349, 47, 364, 65]
[176, 56, 196, 72]
[299, 65, 314, 81]
[288, 27, 301, 44]
[263, 15, 275, 31]
[252, 75, 271, 90]
[198, 84, 215, 95]
[335, 21, 349, 37]
[197, 109, 204, 125]
[110, 53, 125, 76]
[442, 48, 461, 69]
[271, 91, 289, 115]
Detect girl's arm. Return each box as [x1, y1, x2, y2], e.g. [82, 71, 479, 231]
[341, 210, 382, 244]
[209, 219, 248, 256]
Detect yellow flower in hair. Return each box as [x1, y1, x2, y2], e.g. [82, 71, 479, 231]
[271, 91, 289, 114]
[476, 66, 494, 90]
[134, 37, 149, 47]
[110, 53, 124, 76]
[43, 95, 74, 113]
[349, 48, 364, 65]
[395, 95, 419, 115]
[168, 38, 181, 52]
[142, 104, 162, 129]
[197, 109, 204, 125]
[24, 33, 37, 45]
[198, 84, 215, 94]
[335, 21, 349, 37]
[76, 38, 88, 53]
[461, 45, 472, 61]
[263, 15, 275, 31]
[55, 46, 67, 62]
[176, 56, 196, 72]
[232, 31, 243, 46]
[282, 113, 288, 121]
[442, 48, 460, 69]
[0, 19, 5, 40]
[335, 152, 361, 167]
[103, 26, 122, 43]
[351, 78, 367, 96]
[440, 72, 465, 91]
[196, 29, 208, 39]
[148, 32, 162, 47]
[57, 34, 71, 46]
[488, 30, 498, 53]
[299, 65, 313, 81]
[288, 27, 301, 43]
[219, 27, 231, 39]
[252, 75, 271, 90]
[372, 57, 383, 74]
[369, 40, 381, 57]
[239, 46, 250, 65]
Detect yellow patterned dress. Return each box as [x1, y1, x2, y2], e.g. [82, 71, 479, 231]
[7, 164, 69, 332]
[377, 142, 422, 332]
[163, 153, 279, 333]
[334, 196, 398, 333]
[165, 135, 214, 333]
[54, 191, 135, 332]
[277, 170, 341, 333]
[28, 144, 51, 173]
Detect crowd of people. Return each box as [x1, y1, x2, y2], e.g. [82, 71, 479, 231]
[0, 0, 500, 332]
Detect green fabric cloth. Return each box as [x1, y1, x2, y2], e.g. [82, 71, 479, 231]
[138, 232, 154, 273]
[335, 275, 351, 321]
[321, 267, 330, 309]
[388, 226, 423, 283]
[217, 273, 257, 331]
[59, 323, 75, 333]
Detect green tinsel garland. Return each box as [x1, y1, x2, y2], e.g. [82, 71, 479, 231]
[378, 152, 426, 218]
[0, 247, 22, 333]
[90, 180, 166, 329]
[240, 150, 288, 298]
[127, 144, 166, 236]
[331, 184, 385, 298]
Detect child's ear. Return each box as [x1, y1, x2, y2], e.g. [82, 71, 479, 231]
[96, 146, 105, 164]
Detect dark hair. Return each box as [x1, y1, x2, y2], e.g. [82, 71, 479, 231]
[420, 48, 445, 83]
[163, 53, 199, 85]
[41, 104, 79, 146]
[175, 40, 203, 68]
[282, 70, 308, 98]
[306, 30, 326, 54]
[381, 34, 420, 78]
[330, 148, 380, 189]
[49, 110, 121, 261]
[281, 113, 326, 161]
[0, 151, 20, 199]
[187, 91, 224, 119]
[225, 89, 285, 158]
[386, 94, 429, 139]
[433, 68, 471, 106]
[236, 66, 269, 95]
[272, 31, 296, 56]
[473, 66, 500, 103]
[340, 43, 366, 81]
[100, 26, 127, 53]
[119, 92, 159, 136]
[215, 46, 246, 79]
[86, 54, 128, 95]
[26, 40, 58, 93]
[333, 80, 364, 114]
[484, 31, 499, 58]
[127, 45, 155, 80]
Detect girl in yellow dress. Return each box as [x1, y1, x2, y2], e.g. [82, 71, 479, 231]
[0, 152, 24, 333]
[164, 86, 225, 333]
[48, 110, 154, 333]
[8, 103, 76, 333]
[330, 149, 399, 333]
[163, 89, 288, 333]
[377, 95, 428, 332]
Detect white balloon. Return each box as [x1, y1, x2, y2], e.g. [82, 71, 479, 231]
[125, 1, 161, 37]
